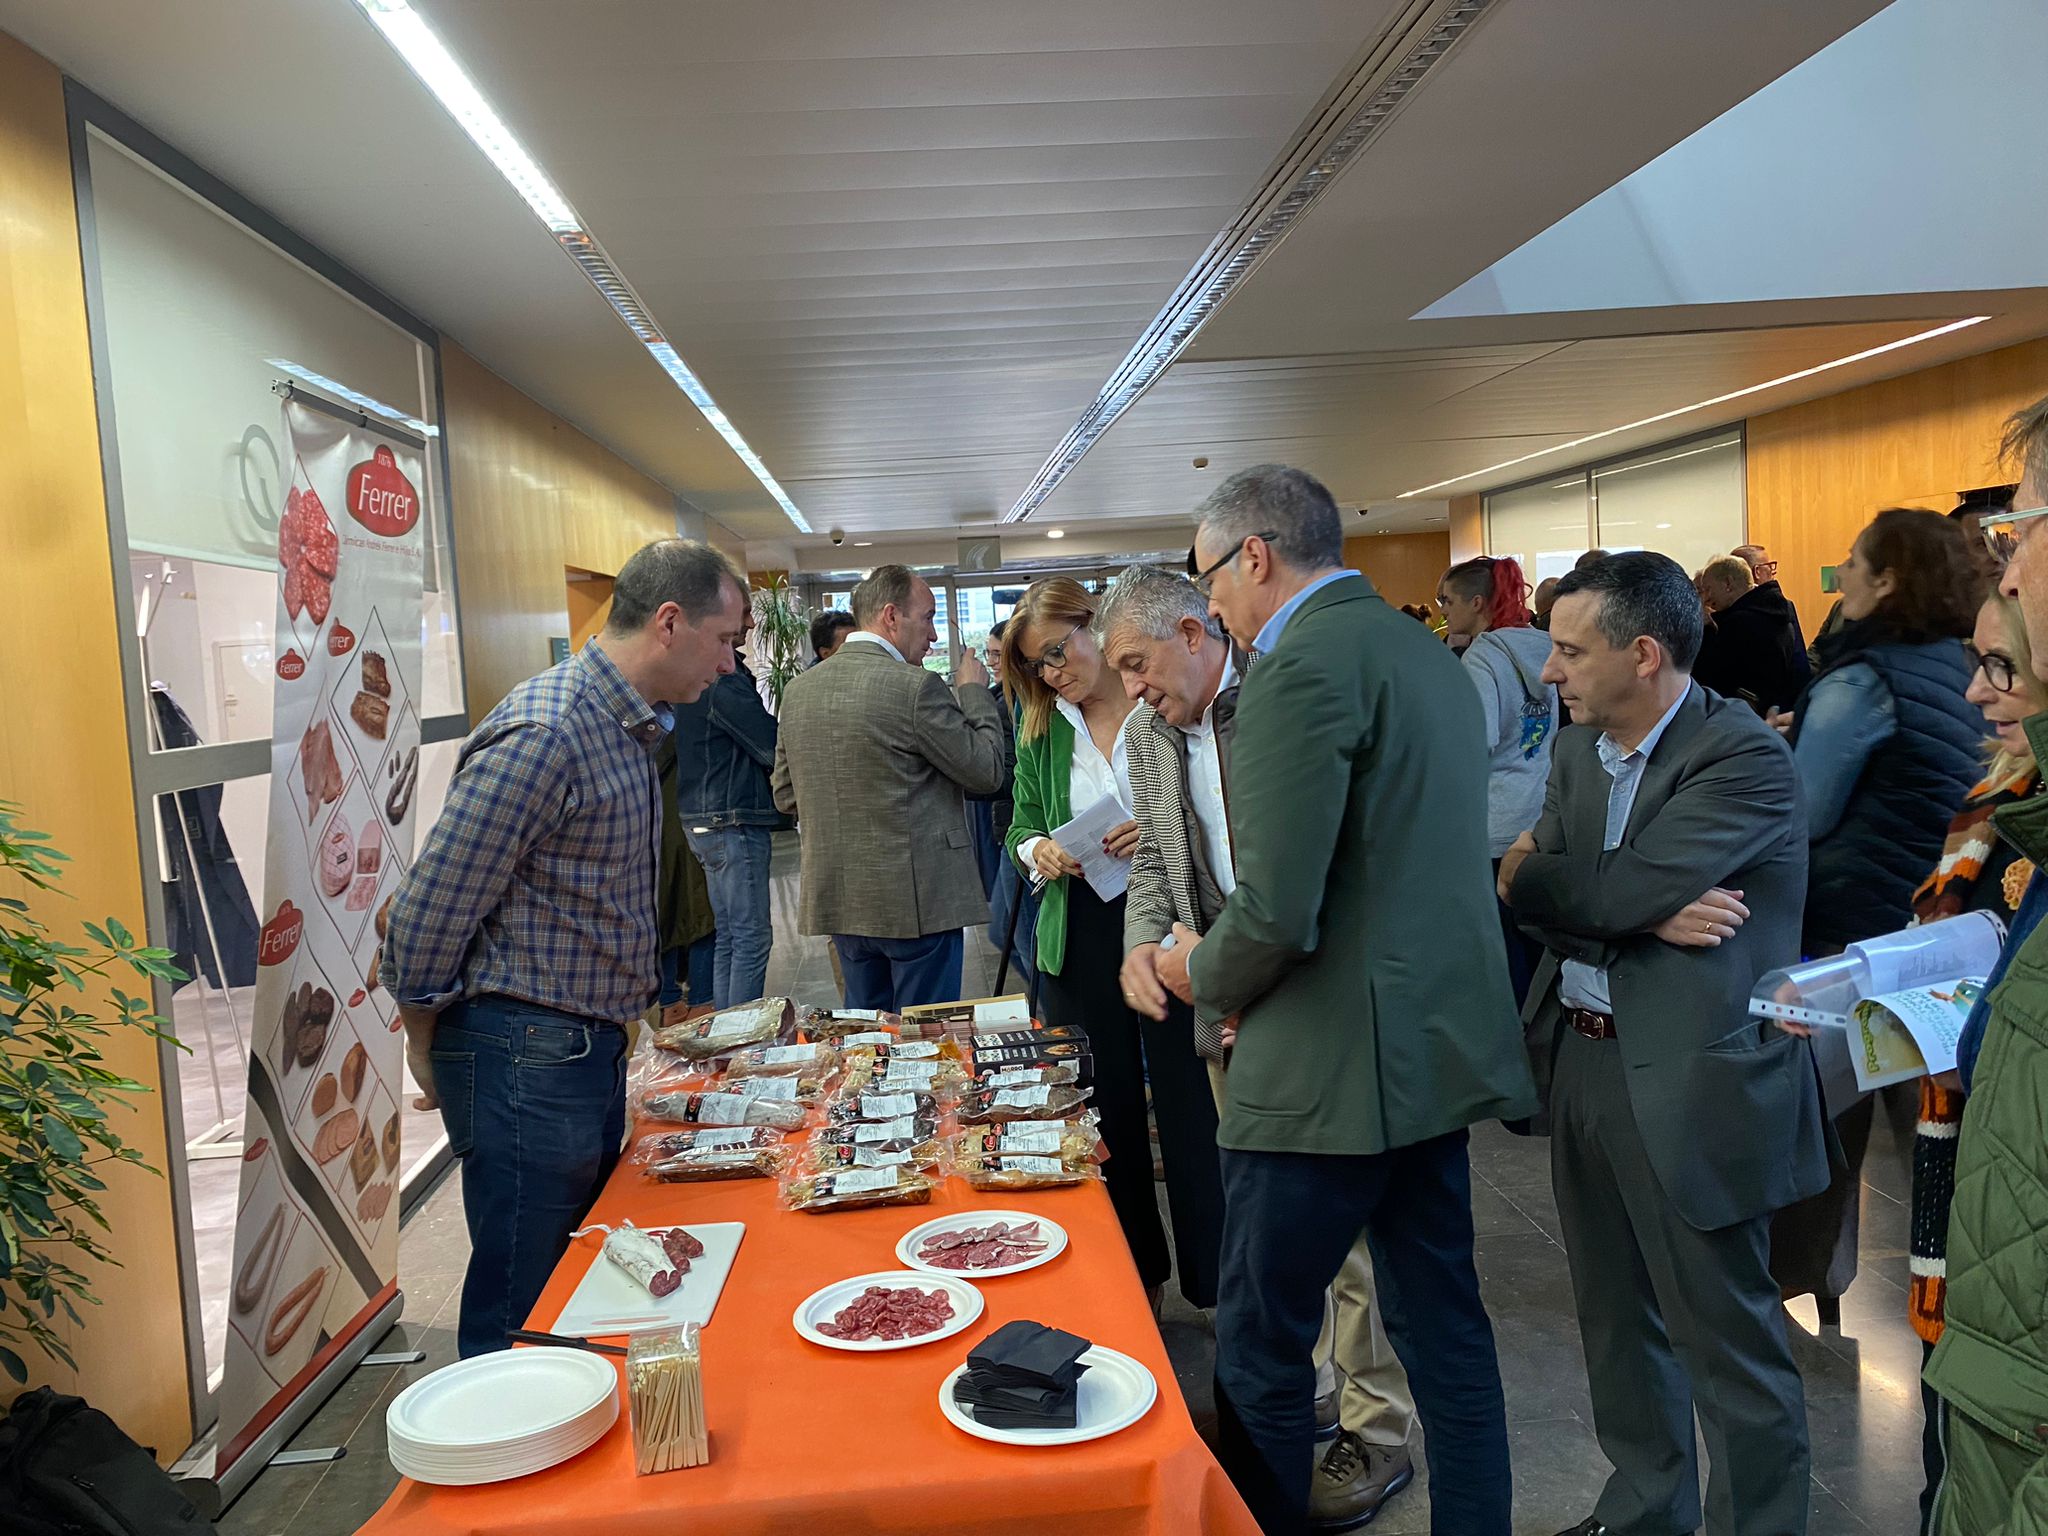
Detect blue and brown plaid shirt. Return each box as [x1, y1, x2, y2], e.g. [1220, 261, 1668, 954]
[381, 643, 669, 1025]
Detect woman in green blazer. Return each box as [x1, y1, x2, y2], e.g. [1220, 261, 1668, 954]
[1003, 577, 1224, 1310]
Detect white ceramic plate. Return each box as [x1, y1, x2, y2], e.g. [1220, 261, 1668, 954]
[793, 1271, 983, 1352]
[895, 1210, 1068, 1279]
[549, 1221, 744, 1336]
[938, 1344, 1157, 1447]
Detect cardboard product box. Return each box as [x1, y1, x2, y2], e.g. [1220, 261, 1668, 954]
[901, 993, 1034, 1031]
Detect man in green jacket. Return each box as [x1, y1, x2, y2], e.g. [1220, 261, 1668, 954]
[1158, 465, 1537, 1534]
[1926, 394, 2048, 1533]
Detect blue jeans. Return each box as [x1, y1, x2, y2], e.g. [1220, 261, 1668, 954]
[1214, 1131, 1510, 1533]
[832, 931, 963, 1011]
[429, 996, 628, 1357]
[658, 933, 719, 1008]
[683, 824, 773, 1007]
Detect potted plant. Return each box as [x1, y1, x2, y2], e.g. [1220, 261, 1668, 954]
[0, 801, 180, 1385]
[750, 576, 812, 711]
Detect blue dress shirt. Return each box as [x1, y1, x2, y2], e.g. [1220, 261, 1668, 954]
[1558, 685, 1694, 1014]
[1252, 569, 1361, 656]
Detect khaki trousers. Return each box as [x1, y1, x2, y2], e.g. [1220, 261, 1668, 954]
[1207, 1059, 1415, 1448]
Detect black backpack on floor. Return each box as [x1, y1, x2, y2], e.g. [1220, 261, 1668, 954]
[0, 1387, 218, 1535]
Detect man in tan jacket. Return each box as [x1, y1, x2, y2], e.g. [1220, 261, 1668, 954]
[772, 564, 1006, 1008]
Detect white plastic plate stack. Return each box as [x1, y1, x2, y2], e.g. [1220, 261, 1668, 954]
[386, 1347, 619, 1486]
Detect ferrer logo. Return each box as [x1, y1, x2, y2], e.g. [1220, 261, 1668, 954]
[345, 445, 420, 538]
[258, 901, 303, 966]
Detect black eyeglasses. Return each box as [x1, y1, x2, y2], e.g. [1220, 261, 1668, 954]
[1187, 531, 1279, 594]
[1970, 646, 2020, 693]
[1025, 621, 1085, 679]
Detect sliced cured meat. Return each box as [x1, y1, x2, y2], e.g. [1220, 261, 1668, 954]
[305, 573, 332, 624]
[299, 491, 339, 577]
[815, 1285, 955, 1342]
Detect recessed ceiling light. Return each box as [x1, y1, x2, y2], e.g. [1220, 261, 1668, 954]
[1046, 529, 1066, 540]
[345, 0, 810, 534]
[1656, 522, 1672, 530]
[1397, 316, 1990, 498]
[853, 541, 873, 547]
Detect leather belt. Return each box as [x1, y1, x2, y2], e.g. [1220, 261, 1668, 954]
[1567, 1008, 1618, 1042]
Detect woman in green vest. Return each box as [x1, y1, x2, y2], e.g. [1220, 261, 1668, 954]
[1003, 577, 1224, 1311]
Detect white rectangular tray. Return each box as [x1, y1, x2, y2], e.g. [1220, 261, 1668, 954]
[547, 1221, 744, 1337]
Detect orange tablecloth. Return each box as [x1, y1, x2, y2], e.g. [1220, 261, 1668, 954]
[362, 1140, 1258, 1536]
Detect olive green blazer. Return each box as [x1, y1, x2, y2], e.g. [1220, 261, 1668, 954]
[1187, 575, 1538, 1155]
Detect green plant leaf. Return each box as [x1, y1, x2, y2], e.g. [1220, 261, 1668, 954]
[0, 1344, 24, 1383]
[106, 918, 133, 949]
[39, 1116, 84, 1161]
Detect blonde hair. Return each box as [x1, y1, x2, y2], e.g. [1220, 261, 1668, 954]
[1002, 577, 1098, 741]
[1986, 593, 2048, 789]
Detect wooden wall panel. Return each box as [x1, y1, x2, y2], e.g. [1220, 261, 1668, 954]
[441, 344, 683, 715]
[1343, 531, 1452, 611]
[1747, 336, 2048, 636]
[1448, 495, 1484, 563]
[0, 32, 190, 1453]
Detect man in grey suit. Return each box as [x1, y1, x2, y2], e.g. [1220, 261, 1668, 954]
[772, 564, 1005, 1008]
[1499, 551, 1831, 1536]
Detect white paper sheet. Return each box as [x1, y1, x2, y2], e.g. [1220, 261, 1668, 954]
[1049, 793, 1134, 901]
[1848, 977, 1983, 1092]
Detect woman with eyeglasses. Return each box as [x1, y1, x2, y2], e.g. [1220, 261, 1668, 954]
[1002, 577, 1223, 1313]
[1767, 507, 1987, 1322]
[1436, 554, 1558, 1005]
[1896, 592, 2048, 1530]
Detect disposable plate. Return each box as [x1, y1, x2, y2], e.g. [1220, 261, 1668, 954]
[793, 1270, 983, 1352]
[938, 1344, 1157, 1447]
[895, 1210, 1068, 1278]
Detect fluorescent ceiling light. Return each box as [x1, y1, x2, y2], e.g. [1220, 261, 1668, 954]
[268, 359, 438, 437]
[346, 0, 810, 533]
[1398, 317, 1988, 498]
[1046, 529, 1066, 540]
[1000, 0, 1500, 524]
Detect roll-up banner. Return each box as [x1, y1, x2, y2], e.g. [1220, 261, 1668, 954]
[217, 396, 426, 1483]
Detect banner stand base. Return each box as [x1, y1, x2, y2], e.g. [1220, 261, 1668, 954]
[268, 1447, 346, 1467]
[216, 1287, 405, 1508]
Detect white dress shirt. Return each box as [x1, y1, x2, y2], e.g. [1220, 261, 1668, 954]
[1183, 653, 1239, 896]
[1018, 698, 1134, 875]
[1557, 685, 1693, 1014]
[840, 630, 905, 663]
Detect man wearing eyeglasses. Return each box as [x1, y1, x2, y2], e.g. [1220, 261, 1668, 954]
[1925, 394, 2048, 1535]
[1154, 464, 1536, 1534]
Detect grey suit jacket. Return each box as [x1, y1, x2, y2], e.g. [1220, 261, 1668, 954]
[1124, 688, 1238, 1060]
[1510, 683, 1832, 1231]
[771, 642, 1005, 939]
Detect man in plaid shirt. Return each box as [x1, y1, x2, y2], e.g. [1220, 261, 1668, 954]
[382, 539, 748, 1356]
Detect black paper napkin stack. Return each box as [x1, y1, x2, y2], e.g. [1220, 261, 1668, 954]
[952, 1320, 1092, 1429]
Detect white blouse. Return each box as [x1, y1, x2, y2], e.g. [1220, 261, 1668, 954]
[1017, 697, 1134, 874]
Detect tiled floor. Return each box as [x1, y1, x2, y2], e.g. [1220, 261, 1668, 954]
[216, 842, 1933, 1534]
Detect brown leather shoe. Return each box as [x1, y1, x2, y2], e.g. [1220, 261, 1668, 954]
[1306, 1432, 1413, 1530]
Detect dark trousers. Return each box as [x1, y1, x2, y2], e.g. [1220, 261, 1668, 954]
[1037, 882, 1223, 1306]
[832, 929, 963, 1011]
[1214, 1130, 1511, 1535]
[429, 995, 628, 1357]
[1552, 1029, 1810, 1536]
[657, 933, 717, 1008]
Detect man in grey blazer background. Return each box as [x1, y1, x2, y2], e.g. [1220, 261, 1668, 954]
[1500, 552, 1831, 1536]
[772, 564, 1005, 1008]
